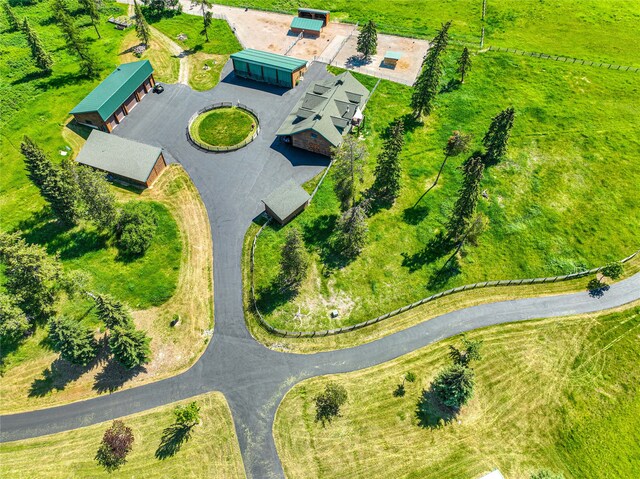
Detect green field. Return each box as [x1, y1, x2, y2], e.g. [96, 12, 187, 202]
[252, 52, 640, 331]
[192, 107, 256, 147]
[217, 0, 640, 65]
[274, 304, 640, 479]
[0, 392, 246, 478]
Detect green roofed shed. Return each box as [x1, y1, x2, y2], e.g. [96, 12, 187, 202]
[297, 7, 330, 26]
[230, 49, 308, 89]
[75, 130, 166, 187]
[71, 60, 154, 122]
[291, 17, 324, 34]
[262, 179, 311, 225]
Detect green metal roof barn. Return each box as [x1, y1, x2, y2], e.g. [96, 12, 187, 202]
[290, 17, 324, 34]
[230, 49, 307, 89]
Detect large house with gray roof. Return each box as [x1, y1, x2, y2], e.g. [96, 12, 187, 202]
[276, 71, 369, 156]
[71, 60, 155, 132]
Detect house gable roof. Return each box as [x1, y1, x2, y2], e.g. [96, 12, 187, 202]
[291, 17, 324, 32]
[75, 130, 162, 183]
[262, 179, 311, 222]
[276, 71, 370, 147]
[70, 60, 153, 121]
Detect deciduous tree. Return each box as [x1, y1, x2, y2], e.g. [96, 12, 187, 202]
[314, 382, 348, 424]
[116, 202, 158, 256]
[446, 152, 485, 242]
[411, 21, 451, 118]
[174, 401, 200, 428]
[109, 325, 152, 369]
[278, 227, 309, 292]
[371, 119, 404, 204]
[432, 364, 475, 410]
[457, 47, 472, 83]
[357, 20, 377, 60]
[96, 420, 134, 471]
[48, 316, 98, 366]
[601, 262, 623, 280]
[22, 18, 53, 73]
[482, 107, 515, 165]
[0, 293, 30, 342]
[332, 136, 367, 210]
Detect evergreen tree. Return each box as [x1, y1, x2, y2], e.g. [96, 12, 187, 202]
[76, 165, 118, 228]
[448, 335, 482, 367]
[20, 135, 51, 192]
[79, 0, 101, 38]
[55, 156, 83, 224]
[133, 0, 150, 46]
[22, 18, 53, 73]
[48, 316, 99, 366]
[0, 232, 63, 320]
[278, 227, 309, 292]
[332, 136, 367, 210]
[2, 2, 19, 31]
[411, 21, 451, 118]
[335, 202, 368, 260]
[54, 1, 99, 77]
[202, 10, 212, 42]
[415, 130, 471, 205]
[0, 293, 30, 342]
[482, 107, 515, 165]
[371, 119, 404, 204]
[174, 401, 200, 429]
[446, 152, 484, 242]
[109, 325, 152, 369]
[457, 47, 472, 83]
[95, 294, 134, 330]
[432, 364, 475, 410]
[356, 20, 378, 60]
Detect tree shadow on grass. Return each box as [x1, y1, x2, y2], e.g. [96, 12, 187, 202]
[426, 257, 462, 290]
[93, 360, 146, 394]
[29, 357, 95, 398]
[398, 113, 423, 134]
[301, 213, 353, 270]
[11, 69, 51, 86]
[255, 281, 297, 316]
[440, 78, 461, 94]
[401, 232, 454, 273]
[402, 204, 430, 225]
[415, 386, 459, 428]
[155, 424, 193, 459]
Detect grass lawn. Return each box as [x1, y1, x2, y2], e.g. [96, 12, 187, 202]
[251, 52, 640, 331]
[274, 303, 640, 479]
[120, 28, 180, 84]
[192, 107, 257, 147]
[217, 0, 640, 65]
[0, 392, 245, 479]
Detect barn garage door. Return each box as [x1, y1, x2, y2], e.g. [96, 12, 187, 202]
[263, 66, 278, 84]
[248, 62, 263, 80]
[136, 84, 146, 100]
[106, 115, 117, 131]
[115, 107, 125, 123]
[124, 94, 137, 113]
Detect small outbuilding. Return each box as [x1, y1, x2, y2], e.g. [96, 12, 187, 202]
[478, 470, 505, 479]
[71, 60, 155, 132]
[230, 49, 307, 89]
[382, 51, 402, 68]
[297, 7, 330, 26]
[290, 16, 324, 36]
[75, 130, 166, 188]
[262, 179, 311, 225]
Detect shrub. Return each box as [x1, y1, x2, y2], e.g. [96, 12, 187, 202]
[405, 371, 417, 383]
[174, 401, 200, 428]
[601, 262, 623, 280]
[530, 471, 564, 479]
[0, 293, 30, 341]
[95, 420, 134, 471]
[314, 382, 348, 425]
[115, 202, 158, 257]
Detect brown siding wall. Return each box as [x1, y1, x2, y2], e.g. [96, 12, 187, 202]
[292, 66, 306, 87]
[291, 27, 320, 37]
[145, 153, 167, 187]
[291, 130, 334, 156]
[73, 112, 105, 130]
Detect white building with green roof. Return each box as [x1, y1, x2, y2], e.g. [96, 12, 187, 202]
[70, 60, 155, 132]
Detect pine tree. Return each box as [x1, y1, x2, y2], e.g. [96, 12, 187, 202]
[431, 364, 475, 410]
[482, 107, 515, 165]
[0, 292, 30, 342]
[457, 47, 472, 83]
[133, 0, 150, 46]
[22, 18, 54, 73]
[356, 20, 378, 60]
[411, 21, 451, 118]
[109, 326, 152, 369]
[20, 136, 51, 191]
[332, 136, 367, 210]
[54, 1, 99, 77]
[278, 228, 309, 292]
[2, 2, 19, 31]
[56, 156, 83, 223]
[202, 10, 212, 42]
[48, 316, 98, 366]
[79, 0, 101, 39]
[446, 152, 485, 242]
[335, 202, 368, 260]
[95, 294, 134, 330]
[0, 232, 63, 320]
[76, 165, 118, 228]
[371, 119, 404, 204]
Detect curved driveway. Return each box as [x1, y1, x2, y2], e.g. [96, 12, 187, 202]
[2, 62, 639, 479]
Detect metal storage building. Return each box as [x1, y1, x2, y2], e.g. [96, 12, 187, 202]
[290, 16, 324, 36]
[70, 60, 155, 133]
[297, 7, 330, 26]
[230, 49, 307, 89]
